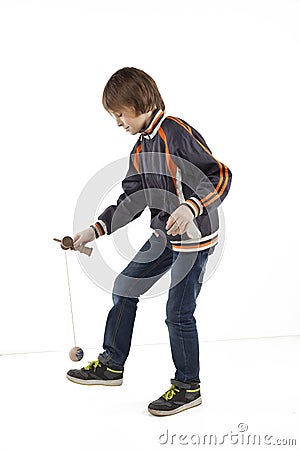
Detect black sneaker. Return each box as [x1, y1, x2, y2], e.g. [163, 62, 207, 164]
[66, 360, 123, 386]
[148, 379, 201, 416]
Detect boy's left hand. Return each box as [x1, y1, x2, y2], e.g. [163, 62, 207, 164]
[165, 204, 194, 236]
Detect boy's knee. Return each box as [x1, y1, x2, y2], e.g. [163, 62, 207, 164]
[166, 302, 196, 325]
[113, 273, 144, 300]
[112, 273, 132, 298]
[166, 304, 184, 326]
[113, 271, 154, 298]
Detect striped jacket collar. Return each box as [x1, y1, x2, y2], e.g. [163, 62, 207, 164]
[140, 109, 166, 140]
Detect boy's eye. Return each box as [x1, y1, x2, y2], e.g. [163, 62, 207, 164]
[111, 111, 123, 120]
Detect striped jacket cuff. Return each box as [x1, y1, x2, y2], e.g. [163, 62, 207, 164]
[90, 221, 107, 238]
[183, 197, 203, 218]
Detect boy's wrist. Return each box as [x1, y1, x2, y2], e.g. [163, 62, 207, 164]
[90, 225, 99, 239]
[182, 197, 203, 218]
[90, 221, 106, 239]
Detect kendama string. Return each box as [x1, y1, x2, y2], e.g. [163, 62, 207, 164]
[64, 252, 77, 348]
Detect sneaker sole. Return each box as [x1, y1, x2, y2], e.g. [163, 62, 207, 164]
[148, 397, 202, 416]
[66, 374, 123, 386]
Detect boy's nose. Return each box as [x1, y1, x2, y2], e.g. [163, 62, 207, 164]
[117, 118, 124, 127]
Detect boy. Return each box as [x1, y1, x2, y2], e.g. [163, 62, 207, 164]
[66, 67, 232, 416]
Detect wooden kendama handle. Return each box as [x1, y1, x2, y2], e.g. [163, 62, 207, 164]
[76, 245, 93, 256]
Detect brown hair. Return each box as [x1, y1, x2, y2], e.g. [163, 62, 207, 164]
[102, 67, 165, 114]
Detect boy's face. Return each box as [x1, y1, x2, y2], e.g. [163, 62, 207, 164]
[110, 106, 154, 135]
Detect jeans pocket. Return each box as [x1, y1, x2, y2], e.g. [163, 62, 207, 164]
[198, 250, 209, 283]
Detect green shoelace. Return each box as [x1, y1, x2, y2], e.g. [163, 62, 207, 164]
[162, 385, 180, 401]
[83, 360, 101, 371]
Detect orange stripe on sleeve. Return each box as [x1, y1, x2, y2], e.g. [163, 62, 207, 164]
[95, 222, 104, 236]
[167, 116, 230, 209]
[185, 199, 199, 216]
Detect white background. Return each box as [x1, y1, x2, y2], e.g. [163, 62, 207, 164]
[0, 0, 299, 355]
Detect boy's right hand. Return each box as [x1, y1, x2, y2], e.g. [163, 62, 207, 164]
[73, 227, 95, 250]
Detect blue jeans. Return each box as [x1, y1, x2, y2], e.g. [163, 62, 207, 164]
[98, 232, 209, 383]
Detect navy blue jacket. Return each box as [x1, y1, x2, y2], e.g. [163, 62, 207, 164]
[94, 110, 232, 253]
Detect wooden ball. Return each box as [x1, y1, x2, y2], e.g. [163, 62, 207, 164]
[69, 346, 84, 362]
[61, 236, 74, 250]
